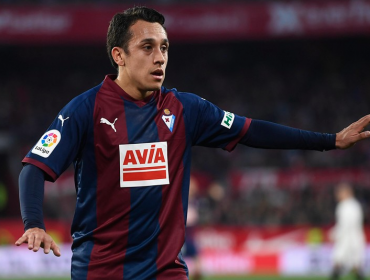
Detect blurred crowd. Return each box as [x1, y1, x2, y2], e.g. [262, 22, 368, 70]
[1, 36, 370, 227]
[0, 0, 312, 5]
[194, 178, 370, 227]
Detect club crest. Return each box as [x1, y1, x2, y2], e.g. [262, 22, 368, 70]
[162, 109, 175, 132]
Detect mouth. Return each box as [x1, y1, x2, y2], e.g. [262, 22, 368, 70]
[151, 69, 164, 80]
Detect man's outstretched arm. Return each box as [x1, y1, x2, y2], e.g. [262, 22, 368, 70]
[240, 115, 370, 150]
[15, 164, 61, 257]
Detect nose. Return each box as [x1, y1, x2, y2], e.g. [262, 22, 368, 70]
[154, 48, 165, 65]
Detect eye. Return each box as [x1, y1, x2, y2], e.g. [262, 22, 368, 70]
[143, 45, 152, 51]
[161, 45, 168, 52]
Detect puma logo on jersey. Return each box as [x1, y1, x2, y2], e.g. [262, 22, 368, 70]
[100, 117, 118, 132]
[58, 115, 69, 127]
[119, 142, 169, 187]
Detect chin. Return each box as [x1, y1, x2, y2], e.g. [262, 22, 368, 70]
[148, 84, 163, 91]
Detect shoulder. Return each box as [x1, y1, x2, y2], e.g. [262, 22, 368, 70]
[349, 198, 362, 209]
[341, 198, 362, 212]
[161, 86, 205, 106]
[63, 83, 102, 113]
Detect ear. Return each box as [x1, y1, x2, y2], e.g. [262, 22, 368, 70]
[111, 47, 125, 67]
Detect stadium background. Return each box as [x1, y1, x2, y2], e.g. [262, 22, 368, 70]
[0, 0, 370, 279]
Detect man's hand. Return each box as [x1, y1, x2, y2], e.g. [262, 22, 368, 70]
[336, 114, 370, 149]
[15, 227, 61, 257]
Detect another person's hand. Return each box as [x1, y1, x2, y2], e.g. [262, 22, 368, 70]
[336, 115, 370, 149]
[15, 227, 61, 257]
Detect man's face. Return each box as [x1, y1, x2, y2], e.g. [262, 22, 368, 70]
[335, 185, 351, 202]
[122, 20, 169, 96]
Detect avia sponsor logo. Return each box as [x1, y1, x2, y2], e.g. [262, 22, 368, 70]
[119, 142, 169, 187]
[221, 111, 235, 129]
[32, 129, 61, 158]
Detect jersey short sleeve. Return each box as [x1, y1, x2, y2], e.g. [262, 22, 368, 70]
[22, 91, 95, 182]
[175, 91, 251, 151]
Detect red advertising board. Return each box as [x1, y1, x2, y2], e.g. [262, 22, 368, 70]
[1, 1, 370, 44]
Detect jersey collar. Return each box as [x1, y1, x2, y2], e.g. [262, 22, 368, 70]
[102, 74, 159, 107]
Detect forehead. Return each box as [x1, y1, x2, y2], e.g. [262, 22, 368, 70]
[129, 20, 167, 43]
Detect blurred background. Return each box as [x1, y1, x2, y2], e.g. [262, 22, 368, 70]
[0, 0, 370, 279]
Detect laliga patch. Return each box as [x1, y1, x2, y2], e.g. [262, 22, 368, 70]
[32, 129, 61, 158]
[119, 142, 169, 187]
[221, 111, 235, 129]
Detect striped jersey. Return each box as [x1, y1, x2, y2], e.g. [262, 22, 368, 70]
[23, 75, 250, 280]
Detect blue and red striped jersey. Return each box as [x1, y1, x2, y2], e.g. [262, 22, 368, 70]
[23, 75, 250, 279]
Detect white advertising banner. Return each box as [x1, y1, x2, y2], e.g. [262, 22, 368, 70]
[1, 241, 369, 277]
[0, 244, 72, 278]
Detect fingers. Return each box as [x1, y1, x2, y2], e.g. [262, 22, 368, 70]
[40, 231, 54, 255]
[28, 234, 36, 251]
[358, 130, 370, 140]
[15, 235, 28, 246]
[43, 238, 51, 254]
[50, 241, 61, 257]
[39, 236, 61, 257]
[336, 115, 370, 149]
[356, 114, 370, 130]
[14, 228, 61, 257]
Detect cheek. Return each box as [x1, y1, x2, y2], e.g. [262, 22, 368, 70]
[129, 62, 145, 76]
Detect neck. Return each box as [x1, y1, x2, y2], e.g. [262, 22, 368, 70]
[114, 76, 153, 100]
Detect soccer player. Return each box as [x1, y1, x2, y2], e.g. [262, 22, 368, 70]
[329, 183, 366, 280]
[15, 6, 370, 280]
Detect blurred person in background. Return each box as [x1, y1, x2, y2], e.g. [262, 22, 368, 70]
[329, 183, 366, 280]
[182, 175, 202, 280]
[14, 5, 370, 280]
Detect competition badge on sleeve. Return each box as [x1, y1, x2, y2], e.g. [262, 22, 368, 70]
[162, 108, 175, 132]
[31, 129, 61, 158]
[221, 111, 235, 129]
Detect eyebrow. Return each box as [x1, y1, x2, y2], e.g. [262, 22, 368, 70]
[140, 38, 169, 45]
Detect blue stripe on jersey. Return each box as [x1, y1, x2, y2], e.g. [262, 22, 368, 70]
[71, 240, 94, 280]
[70, 87, 99, 279]
[122, 99, 161, 280]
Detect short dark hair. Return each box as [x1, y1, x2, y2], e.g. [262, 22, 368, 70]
[106, 6, 166, 69]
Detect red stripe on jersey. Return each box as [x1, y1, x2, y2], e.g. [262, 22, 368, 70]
[123, 169, 167, 181]
[155, 91, 188, 280]
[123, 165, 166, 171]
[22, 157, 58, 182]
[225, 117, 252, 151]
[87, 84, 130, 279]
